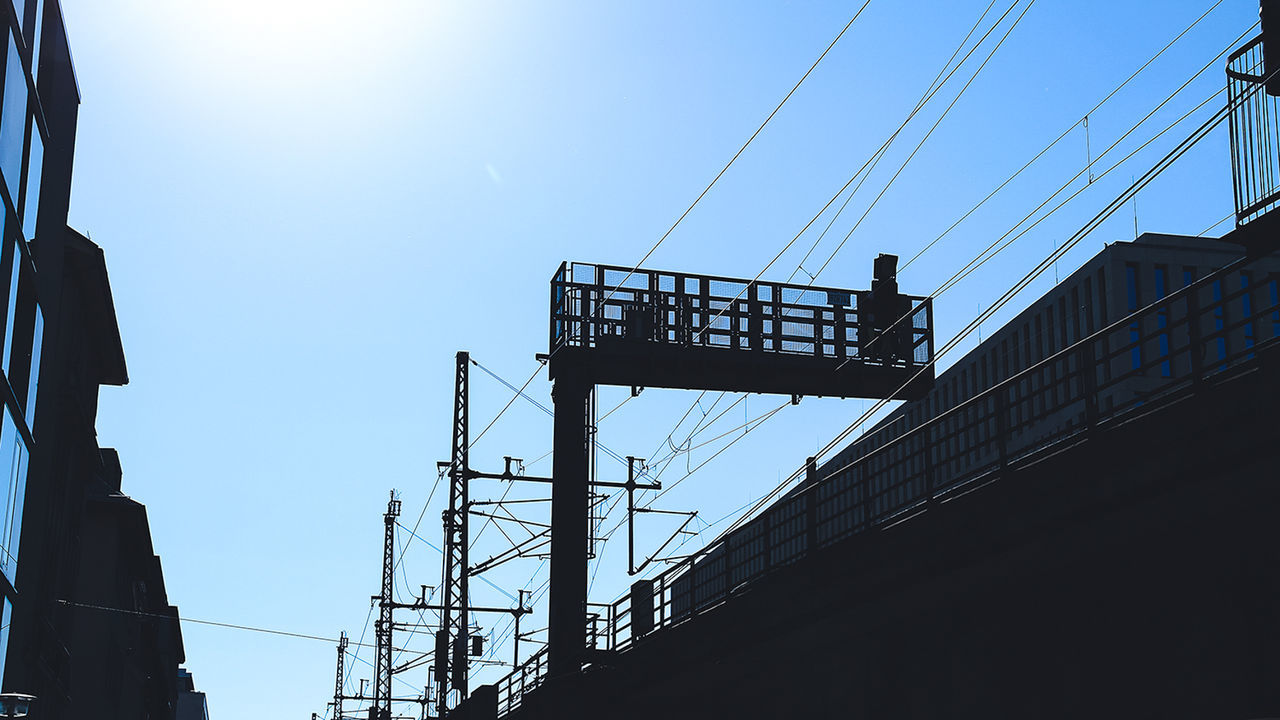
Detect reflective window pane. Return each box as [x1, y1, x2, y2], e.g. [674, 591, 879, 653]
[21, 119, 38, 239]
[0, 31, 25, 206]
[30, 0, 40, 87]
[6, 252, 34, 406]
[0, 597, 10, 681]
[24, 302, 38, 428]
[1, 238, 16, 377]
[18, 0, 31, 35]
[0, 406, 21, 583]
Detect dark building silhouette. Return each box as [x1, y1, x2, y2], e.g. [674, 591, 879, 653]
[66, 449, 184, 719]
[0, 2, 197, 718]
[177, 668, 211, 720]
[0, 0, 80, 694]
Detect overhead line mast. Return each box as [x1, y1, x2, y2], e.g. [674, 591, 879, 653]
[373, 492, 401, 719]
[332, 632, 347, 719]
[437, 352, 471, 716]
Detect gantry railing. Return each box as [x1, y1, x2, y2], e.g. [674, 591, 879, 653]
[549, 262, 932, 373]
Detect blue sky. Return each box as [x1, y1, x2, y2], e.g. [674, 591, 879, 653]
[57, 0, 1257, 716]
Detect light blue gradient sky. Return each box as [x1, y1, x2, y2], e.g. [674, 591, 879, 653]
[58, 0, 1255, 716]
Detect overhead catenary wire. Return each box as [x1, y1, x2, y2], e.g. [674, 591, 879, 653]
[596, 0, 1238, 538]
[809, 0, 1038, 281]
[396, 357, 544, 579]
[1197, 210, 1235, 236]
[587, 0, 1034, 547]
[594, 0, 1038, 550]
[57, 598, 399, 650]
[616, 28, 1259, 575]
[588, 0, 1037, 537]
[898, 0, 1231, 272]
[718, 74, 1255, 547]
[913, 23, 1256, 305]
[688, 0, 1035, 351]
[599, 0, 876, 305]
[788, 0, 1010, 282]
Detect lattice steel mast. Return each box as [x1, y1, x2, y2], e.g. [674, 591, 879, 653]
[437, 351, 470, 717]
[374, 491, 400, 719]
[332, 631, 347, 720]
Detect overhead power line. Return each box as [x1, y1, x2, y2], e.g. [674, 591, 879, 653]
[590, 0, 1034, 550]
[788, 0, 1010, 282]
[723, 72, 1256, 544]
[615, 0, 1236, 529]
[624, 23, 1262, 569]
[603, 0, 876, 300]
[57, 599, 389, 649]
[899, 0, 1232, 272]
[595, 0, 1036, 551]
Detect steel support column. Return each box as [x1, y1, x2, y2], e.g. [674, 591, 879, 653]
[548, 375, 592, 677]
[333, 631, 347, 720]
[374, 493, 400, 720]
[439, 351, 471, 716]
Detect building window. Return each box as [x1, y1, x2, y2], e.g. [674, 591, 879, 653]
[1070, 287, 1081, 342]
[1097, 267, 1109, 324]
[28, 0, 41, 88]
[1241, 272, 1254, 354]
[7, 1, 23, 31]
[0, 404, 27, 584]
[1058, 296, 1070, 348]
[1269, 276, 1279, 339]
[0, 596, 10, 683]
[20, 115, 38, 240]
[1083, 277, 1095, 334]
[23, 301, 37, 427]
[1126, 263, 1141, 372]
[0, 30, 25, 206]
[4, 241, 34, 404]
[1213, 278, 1226, 367]
[1154, 265, 1170, 377]
[0, 235, 16, 376]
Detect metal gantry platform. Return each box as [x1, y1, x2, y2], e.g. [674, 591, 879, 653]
[547, 259, 934, 398]
[543, 256, 935, 679]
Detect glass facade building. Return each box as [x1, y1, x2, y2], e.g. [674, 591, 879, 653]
[0, 0, 48, 683]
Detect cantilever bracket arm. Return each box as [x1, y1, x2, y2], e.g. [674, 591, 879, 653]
[469, 530, 552, 576]
[630, 510, 699, 576]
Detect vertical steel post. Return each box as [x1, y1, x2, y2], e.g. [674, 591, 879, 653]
[513, 589, 527, 670]
[375, 492, 400, 719]
[548, 376, 592, 677]
[626, 456, 637, 575]
[334, 631, 348, 720]
[439, 352, 471, 717]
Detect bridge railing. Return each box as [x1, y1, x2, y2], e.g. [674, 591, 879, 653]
[496, 258, 1279, 716]
[597, 260, 1280, 653]
[495, 646, 548, 717]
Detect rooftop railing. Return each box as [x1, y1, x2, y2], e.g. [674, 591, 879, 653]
[1228, 35, 1280, 225]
